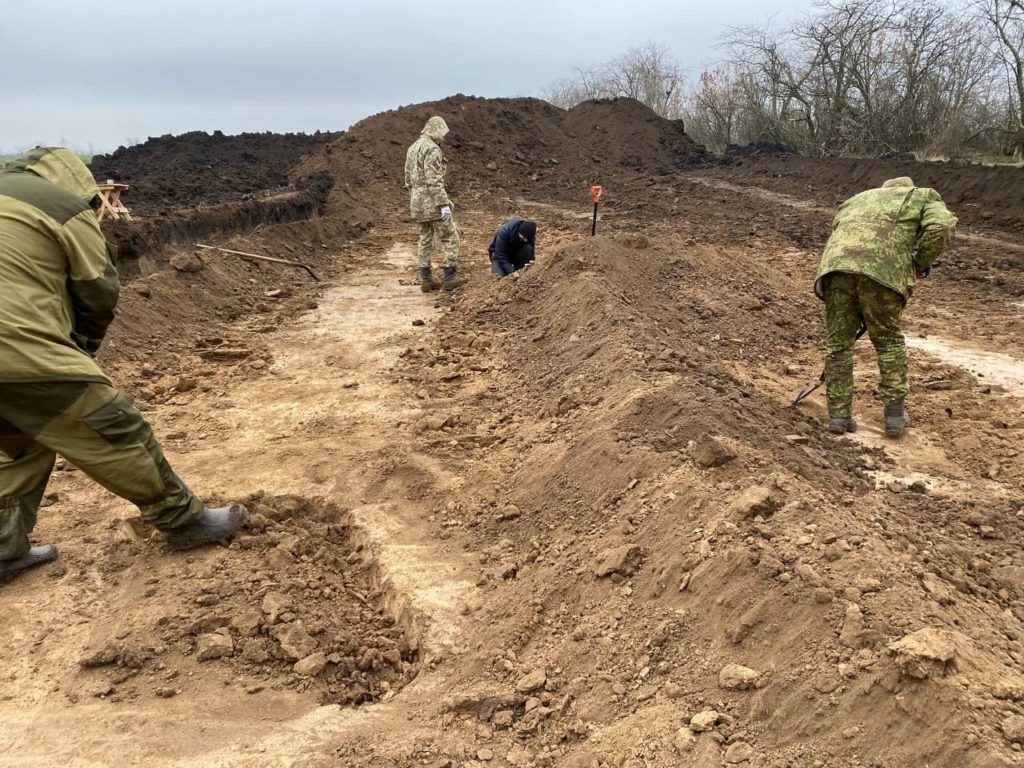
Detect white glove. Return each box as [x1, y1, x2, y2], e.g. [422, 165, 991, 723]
[440, 206, 453, 221]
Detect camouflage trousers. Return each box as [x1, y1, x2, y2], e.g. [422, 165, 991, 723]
[0, 381, 203, 560]
[824, 272, 908, 418]
[417, 219, 460, 269]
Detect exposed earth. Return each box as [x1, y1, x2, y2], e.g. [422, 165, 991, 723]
[3, 96, 1024, 768]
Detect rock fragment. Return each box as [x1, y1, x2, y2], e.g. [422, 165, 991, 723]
[593, 545, 644, 578]
[718, 664, 761, 691]
[1001, 715, 1024, 744]
[689, 709, 720, 732]
[272, 622, 318, 661]
[260, 592, 291, 624]
[727, 486, 780, 518]
[516, 669, 547, 693]
[725, 742, 755, 764]
[170, 252, 204, 273]
[691, 434, 737, 469]
[887, 628, 962, 679]
[294, 652, 327, 677]
[196, 631, 234, 661]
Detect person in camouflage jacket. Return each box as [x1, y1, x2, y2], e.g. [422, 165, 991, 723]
[0, 148, 247, 580]
[404, 116, 466, 291]
[814, 176, 957, 437]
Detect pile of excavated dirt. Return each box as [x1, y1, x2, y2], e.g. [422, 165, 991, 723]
[91, 131, 341, 215]
[68, 494, 417, 707]
[293, 95, 712, 217]
[707, 156, 1024, 235]
[390, 226, 1024, 768]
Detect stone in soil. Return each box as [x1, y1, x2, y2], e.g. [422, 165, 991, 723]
[261, 592, 292, 624]
[724, 741, 755, 764]
[272, 621, 318, 661]
[691, 434, 737, 469]
[718, 664, 761, 691]
[674, 727, 697, 753]
[170, 252, 204, 273]
[689, 709, 720, 732]
[593, 544, 644, 578]
[1001, 715, 1024, 744]
[196, 630, 234, 661]
[294, 651, 327, 677]
[888, 628, 962, 679]
[727, 486, 780, 518]
[515, 669, 547, 693]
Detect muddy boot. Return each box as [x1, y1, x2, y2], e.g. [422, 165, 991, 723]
[441, 266, 468, 291]
[164, 505, 248, 549]
[419, 267, 441, 293]
[0, 544, 58, 581]
[828, 417, 857, 434]
[884, 400, 910, 437]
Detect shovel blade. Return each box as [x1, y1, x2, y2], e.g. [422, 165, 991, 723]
[792, 376, 824, 406]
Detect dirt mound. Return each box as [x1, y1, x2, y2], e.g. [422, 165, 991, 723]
[69, 494, 416, 707]
[712, 155, 1024, 235]
[91, 131, 340, 215]
[391, 229, 1024, 767]
[293, 94, 712, 217]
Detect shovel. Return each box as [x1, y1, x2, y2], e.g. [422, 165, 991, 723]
[792, 325, 867, 406]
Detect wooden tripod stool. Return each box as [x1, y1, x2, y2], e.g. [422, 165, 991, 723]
[95, 182, 132, 222]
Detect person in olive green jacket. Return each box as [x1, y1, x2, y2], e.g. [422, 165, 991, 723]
[814, 177, 957, 437]
[0, 147, 247, 581]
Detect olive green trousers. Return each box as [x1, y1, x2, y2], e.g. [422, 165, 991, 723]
[0, 381, 202, 560]
[824, 272, 908, 419]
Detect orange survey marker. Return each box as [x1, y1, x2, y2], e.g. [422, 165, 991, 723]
[590, 185, 604, 235]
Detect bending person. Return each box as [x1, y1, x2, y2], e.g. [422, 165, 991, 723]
[0, 148, 247, 580]
[815, 176, 956, 437]
[489, 217, 537, 277]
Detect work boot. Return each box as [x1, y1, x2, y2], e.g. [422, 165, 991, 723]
[442, 266, 468, 291]
[419, 267, 441, 293]
[828, 417, 857, 434]
[0, 544, 58, 581]
[884, 401, 910, 437]
[164, 505, 249, 549]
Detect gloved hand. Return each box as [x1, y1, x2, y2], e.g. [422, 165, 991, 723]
[915, 266, 932, 279]
[440, 206, 453, 222]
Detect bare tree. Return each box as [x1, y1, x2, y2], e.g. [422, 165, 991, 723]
[544, 43, 686, 119]
[697, 0, 1004, 157]
[685, 66, 744, 150]
[546, 3, 1011, 158]
[978, 0, 1024, 155]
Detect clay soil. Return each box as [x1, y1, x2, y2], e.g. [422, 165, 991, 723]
[4, 97, 1024, 768]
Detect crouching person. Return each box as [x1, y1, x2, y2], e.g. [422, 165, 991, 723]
[489, 217, 536, 277]
[0, 148, 247, 580]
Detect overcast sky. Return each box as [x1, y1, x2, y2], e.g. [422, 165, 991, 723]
[2, 0, 809, 154]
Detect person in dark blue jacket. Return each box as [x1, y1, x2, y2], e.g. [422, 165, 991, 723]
[488, 217, 537, 276]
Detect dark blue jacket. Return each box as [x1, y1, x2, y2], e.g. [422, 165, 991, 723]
[488, 217, 536, 276]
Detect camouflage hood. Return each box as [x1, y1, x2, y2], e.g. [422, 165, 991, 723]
[881, 177, 915, 189]
[421, 116, 449, 143]
[7, 147, 99, 204]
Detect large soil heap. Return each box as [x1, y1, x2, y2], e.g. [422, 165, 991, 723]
[91, 130, 340, 215]
[295, 94, 711, 216]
